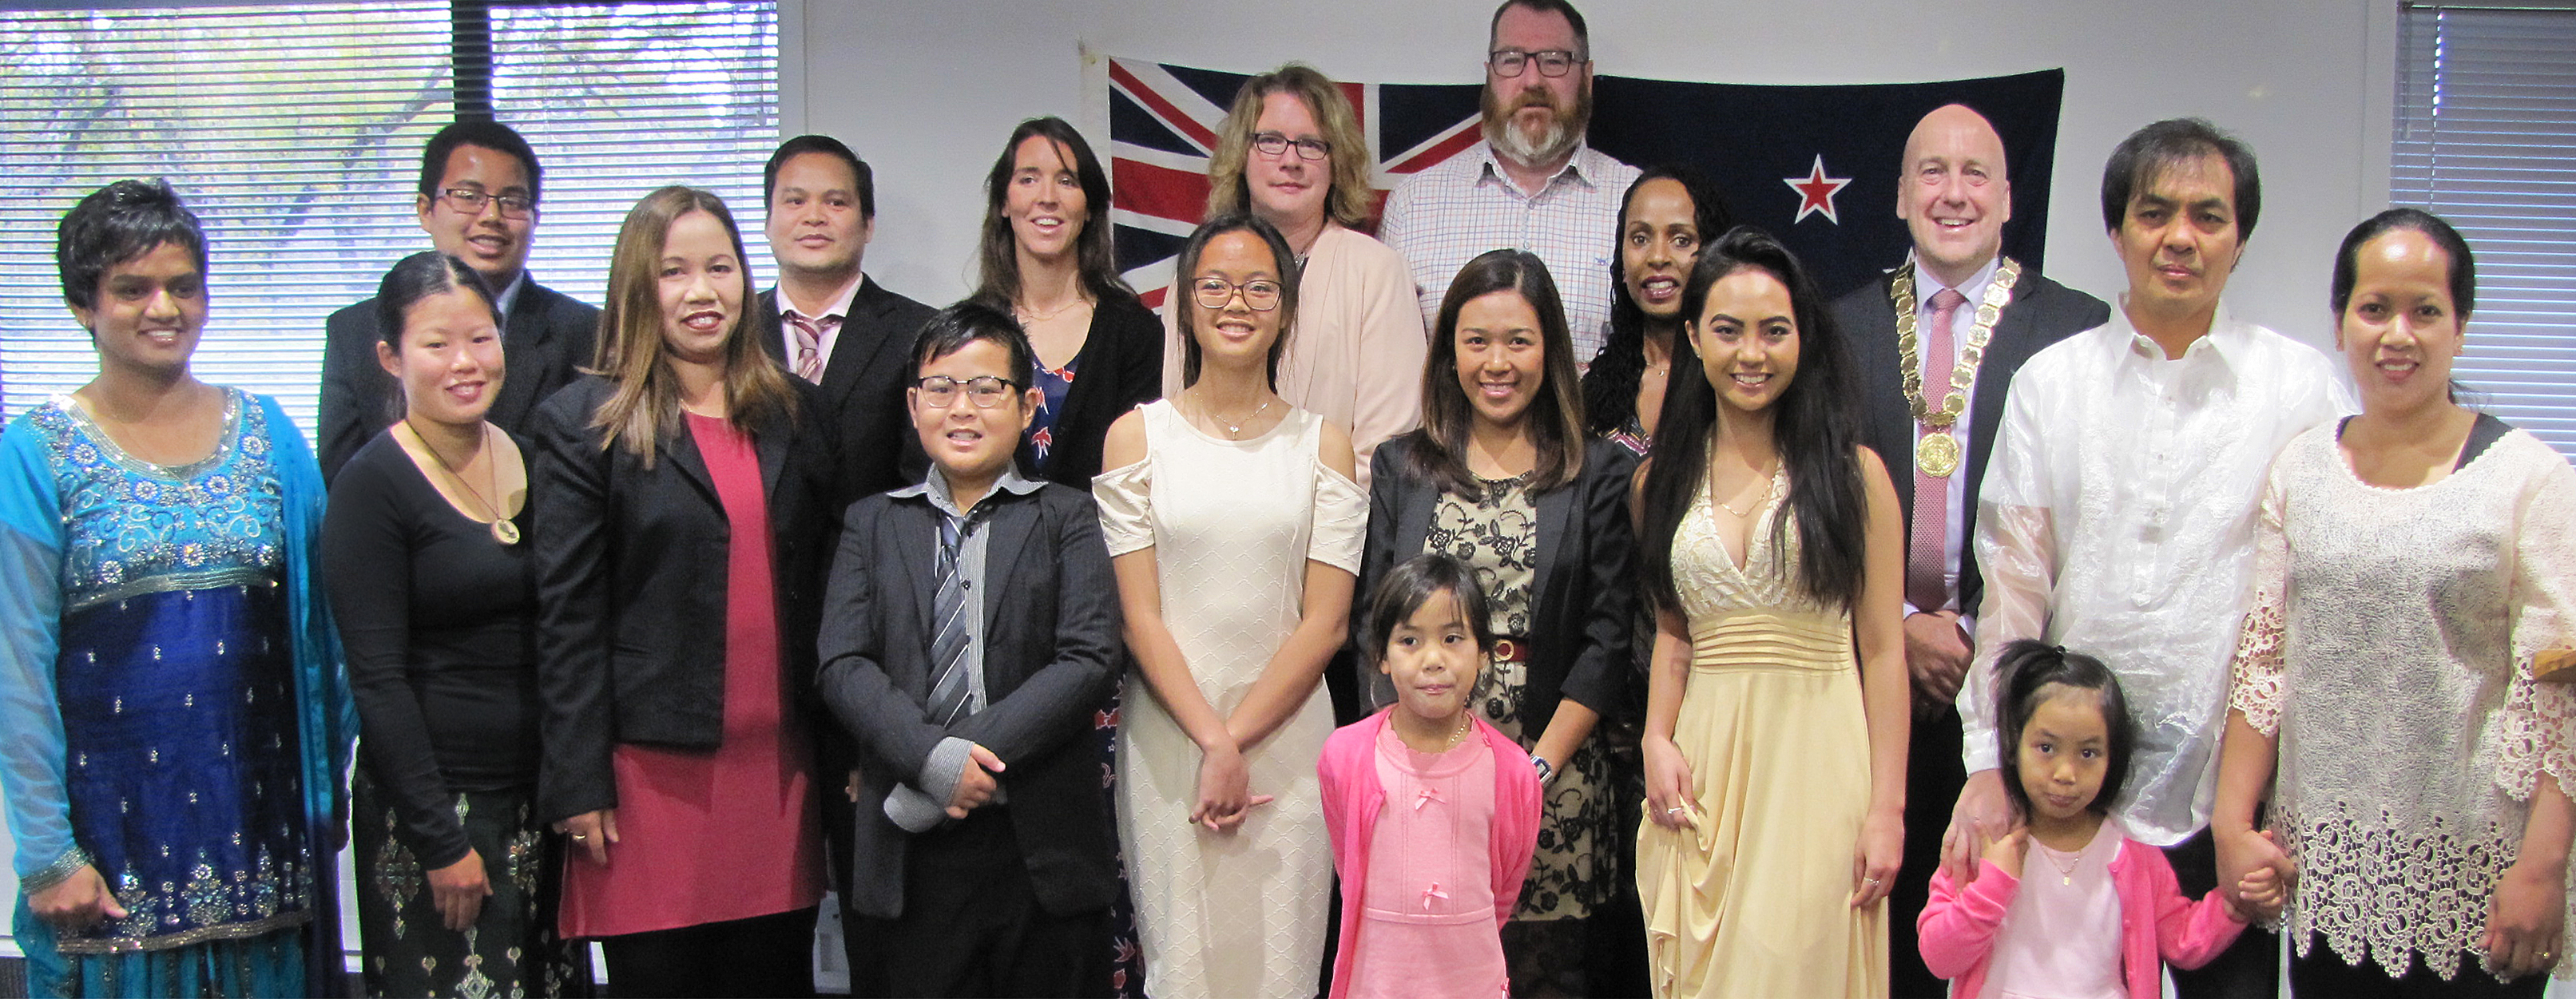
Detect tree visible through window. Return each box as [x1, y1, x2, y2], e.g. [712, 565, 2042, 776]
[0, 1, 778, 437]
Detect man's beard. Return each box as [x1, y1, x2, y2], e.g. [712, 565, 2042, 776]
[1482, 85, 1590, 168]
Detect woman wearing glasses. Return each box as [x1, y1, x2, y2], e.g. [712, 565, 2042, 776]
[1177, 64, 1426, 491]
[1095, 213, 1363, 998]
[971, 117, 1163, 490]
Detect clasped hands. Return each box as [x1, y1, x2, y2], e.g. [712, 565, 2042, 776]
[1193, 739, 1274, 834]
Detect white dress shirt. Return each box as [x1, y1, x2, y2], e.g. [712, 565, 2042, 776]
[1376, 140, 1638, 365]
[1963, 303, 2349, 846]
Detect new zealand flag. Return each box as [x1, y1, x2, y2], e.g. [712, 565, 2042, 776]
[1105, 57, 2066, 304]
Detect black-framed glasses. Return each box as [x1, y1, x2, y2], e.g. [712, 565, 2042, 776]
[1487, 48, 1581, 78]
[439, 187, 535, 219]
[913, 375, 1022, 408]
[1191, 277, 1284, 311]
[1250, 132, 1332, 161]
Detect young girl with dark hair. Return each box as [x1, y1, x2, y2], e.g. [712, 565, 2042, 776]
[1920, 640, 2268, 999]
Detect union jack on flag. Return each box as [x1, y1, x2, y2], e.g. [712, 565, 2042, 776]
[1105, 57, 1483, 311]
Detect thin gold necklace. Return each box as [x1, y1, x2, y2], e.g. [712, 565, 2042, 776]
[1016, 295, 1091, 325]
[406, 419, 517, 545]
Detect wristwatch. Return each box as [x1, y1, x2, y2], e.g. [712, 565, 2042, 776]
[1530, 755, 1554, 784]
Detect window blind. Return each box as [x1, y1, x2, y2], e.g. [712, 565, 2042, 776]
[2394, 5, 2576, 460]
[0, 3, 454, 432]
[0, 1, 780, 440]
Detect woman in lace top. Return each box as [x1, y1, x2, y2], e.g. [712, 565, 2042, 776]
[2213, 209, 2576, 993]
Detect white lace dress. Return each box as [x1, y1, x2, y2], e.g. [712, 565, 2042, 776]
[2229, 422, 2576, 980]
[1094, 400, 1365, 998]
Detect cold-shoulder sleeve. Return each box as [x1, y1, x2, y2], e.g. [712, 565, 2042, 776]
[2227, 467, 2292, 737]
[1308, 460, 1365, 575]
[0, 409, 81, 888]
[2491, 446, 2576, 803]
[1093, 456, 1156, 557]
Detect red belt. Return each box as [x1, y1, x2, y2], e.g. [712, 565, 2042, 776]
[1490, 636, 1532, 663]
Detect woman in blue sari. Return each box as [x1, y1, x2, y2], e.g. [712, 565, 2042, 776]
[0, 179, 353, 997]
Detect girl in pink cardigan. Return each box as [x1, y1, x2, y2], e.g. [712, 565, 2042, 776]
[1919, 640, 2282, 999]
[1320, 553, 1542, 999]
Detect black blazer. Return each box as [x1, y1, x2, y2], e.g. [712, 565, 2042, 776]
[1828, 267, 2108, 616]
[319, 276, 600, 482]
[756, 278, 937, 503]
[1015, 291, 1164, 490]
[526, 375, 842, 823]
[1355, 432, 1638, 734]
[816, 482, 1121, 920]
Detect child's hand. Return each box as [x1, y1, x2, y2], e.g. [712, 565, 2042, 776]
[2216, 827, 2296, 919]
[2234, 862, 2285, 922]
[1979, 827, 2028, 880]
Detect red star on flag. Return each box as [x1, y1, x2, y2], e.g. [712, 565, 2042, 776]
[1783, 154, 1852, 225]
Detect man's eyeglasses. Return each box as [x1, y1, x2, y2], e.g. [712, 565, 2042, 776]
[913, 375, 1022, 408]
[1250, 132, 1332, 161]
[1487, 49, 1581, 78]
[439, 188, 535, 220]
[1191, 277, 1284, 311]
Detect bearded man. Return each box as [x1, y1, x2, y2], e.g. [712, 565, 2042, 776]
[1378, 0, 1637, 363]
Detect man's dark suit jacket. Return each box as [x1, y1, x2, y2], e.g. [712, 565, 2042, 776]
[756, 278, 937, 503]
[525, 375, 842, 824]
[816, 480, 1121, 922]
[319, 275, 599, 482]
[1829, 261, 2106, 999]
[1831, 266, 2108, 620]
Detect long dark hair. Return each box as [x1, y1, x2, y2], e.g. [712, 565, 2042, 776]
[1413, 248, 1585, 494]
[971, 117, 1133, 307]
[587, 187, 798, 467]
[1582, 165, 1733, 437]
[1637, 226, 1865, 612]
[1994, 639, 2134, 820]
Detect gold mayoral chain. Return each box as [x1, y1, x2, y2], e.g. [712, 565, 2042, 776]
[1891, 256, 2021, 478]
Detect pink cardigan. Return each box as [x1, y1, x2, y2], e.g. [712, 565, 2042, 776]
[1318, 709, 1542, 999]
[1918, 836, 2248, 999]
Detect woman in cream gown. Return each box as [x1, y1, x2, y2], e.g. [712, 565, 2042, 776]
[1631, 228, 1909, 998]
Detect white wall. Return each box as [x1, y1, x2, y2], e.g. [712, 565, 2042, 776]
[792, 0, 2399, 353]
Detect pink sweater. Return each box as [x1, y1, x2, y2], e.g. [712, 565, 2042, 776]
[1918, 837, 2247, 999]
[1318, 709, 1542, 999]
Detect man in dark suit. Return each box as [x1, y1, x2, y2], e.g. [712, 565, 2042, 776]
[756, 134, 937, 503]
[1827, 102, 2110, 998]
[817, 303, 1121, 998]
[317, 120, 600, 482]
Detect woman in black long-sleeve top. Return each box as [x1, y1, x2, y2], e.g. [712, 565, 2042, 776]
[1354, 248, 1637, 994]
[968, 116, 1162, 489]
[526, 187, 840, 998]
[324, 251, 589, 997]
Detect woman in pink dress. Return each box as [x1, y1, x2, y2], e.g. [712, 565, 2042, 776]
[528, 187, 839, 997]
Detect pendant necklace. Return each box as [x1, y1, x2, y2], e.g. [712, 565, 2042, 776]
[407, 419, 518, 545]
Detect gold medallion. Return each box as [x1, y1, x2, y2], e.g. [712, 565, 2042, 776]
[491, 518, 521, 545]
[1917, 430, 1962, 478]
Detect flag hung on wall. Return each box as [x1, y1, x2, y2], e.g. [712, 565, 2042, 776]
[1104, 57, 2065, 308]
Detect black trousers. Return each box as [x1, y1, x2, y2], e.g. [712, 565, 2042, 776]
[2291, 934, 2548, 999]
[1890, 703, 1967, 998]
[2163, 827, 2278, 999]
[597, 906, 817, 998]
[849, 806, 1108, 998]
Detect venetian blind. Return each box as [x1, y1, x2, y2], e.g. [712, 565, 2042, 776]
[2393, 5, 2576, 459]
[0, 1, 778, 438]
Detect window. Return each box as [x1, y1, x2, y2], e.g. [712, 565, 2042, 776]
[2393, 4, 2576, 459]
[0, 1, 778, 438]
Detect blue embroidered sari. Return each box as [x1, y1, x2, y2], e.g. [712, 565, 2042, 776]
[0, 389, 352, 997]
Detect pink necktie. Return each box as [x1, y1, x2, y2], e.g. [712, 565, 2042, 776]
[1906, 288, 1967, 612]
[785, 311, 832, 383]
